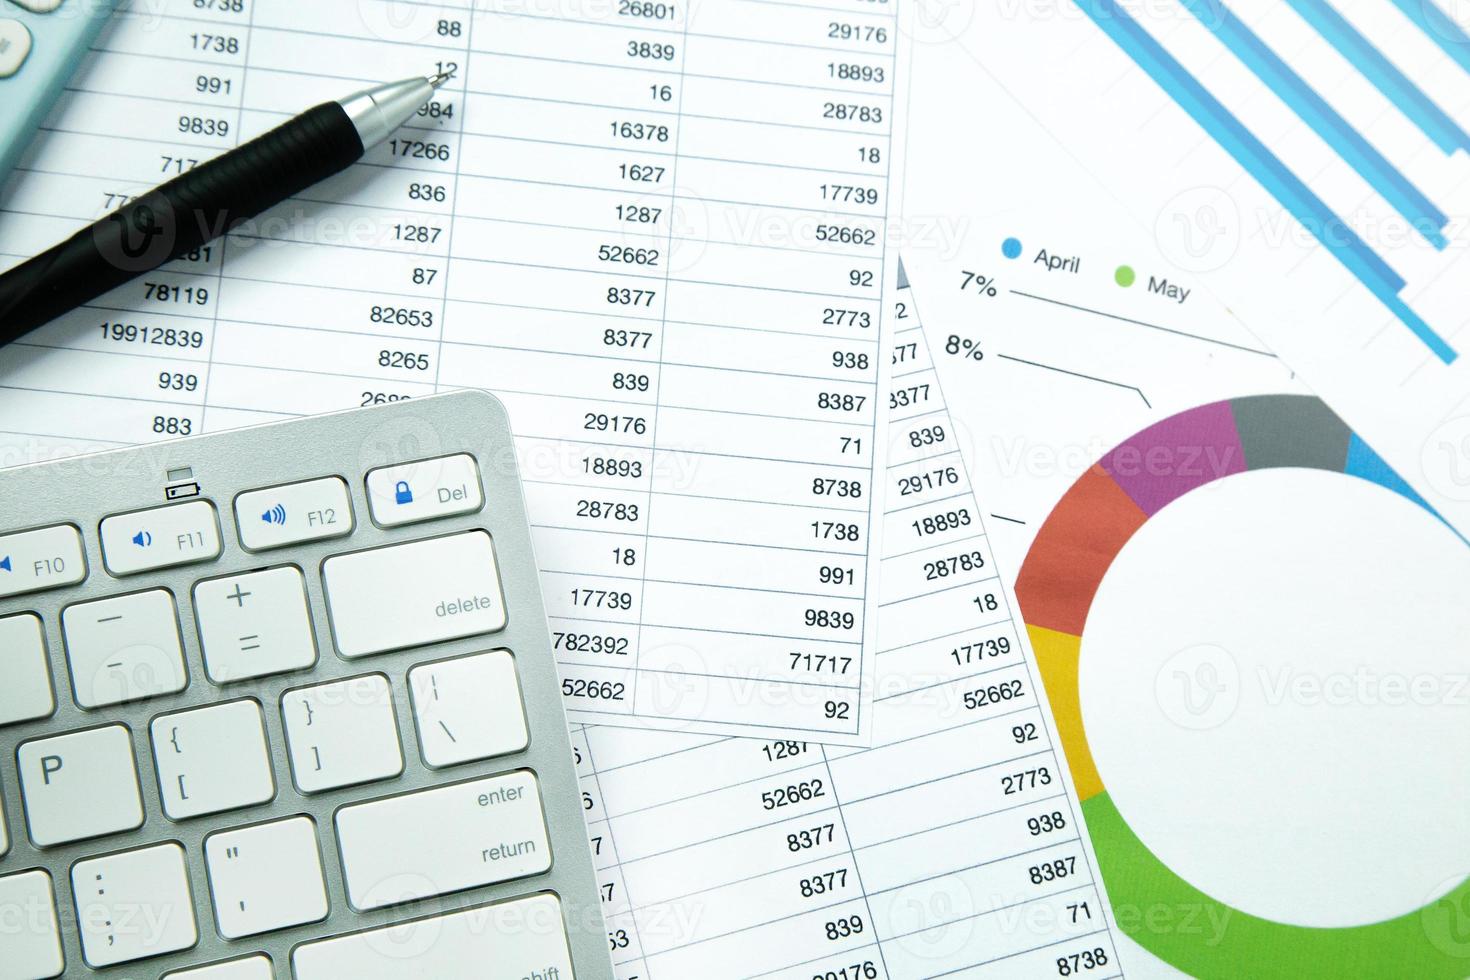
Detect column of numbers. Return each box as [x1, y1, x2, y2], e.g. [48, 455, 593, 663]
[878, 298, 1023, 701]
[438, 1, 692, 714]
[201, 0, 473, 430]
[585, 729, 889, 978]
[630, 0, 899, 734]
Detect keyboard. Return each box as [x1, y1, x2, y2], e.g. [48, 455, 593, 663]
[0, 390, 613, 979]
[0, 0, 119, 186]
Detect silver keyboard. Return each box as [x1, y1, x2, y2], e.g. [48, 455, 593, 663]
[0, 390, 612, 979]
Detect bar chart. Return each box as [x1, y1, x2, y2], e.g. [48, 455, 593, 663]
[1075, 0, 1465, 362]
[902, 0, 1470, 542]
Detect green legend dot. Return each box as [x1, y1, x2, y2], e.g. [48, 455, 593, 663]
[1114, 265, 1136, 287]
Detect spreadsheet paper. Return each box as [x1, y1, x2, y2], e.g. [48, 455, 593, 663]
[0, 0, 910, 742]
[0, 6, 1127, 972]
[568, 274, 1124, 979]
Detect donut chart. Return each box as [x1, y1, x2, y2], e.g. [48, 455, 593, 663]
[1015, 395, 1470, 977]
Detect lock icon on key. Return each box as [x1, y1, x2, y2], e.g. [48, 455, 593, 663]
[394, 481, 414, 505]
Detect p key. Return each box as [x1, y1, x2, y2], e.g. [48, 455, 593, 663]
[18, 724, 144, 847]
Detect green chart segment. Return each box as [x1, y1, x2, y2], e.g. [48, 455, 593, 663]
[1082, 793, 1470, 977]
[1015, 394, 1470, 976]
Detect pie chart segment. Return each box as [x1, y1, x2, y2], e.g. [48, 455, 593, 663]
[1016, 394, 1470, 977]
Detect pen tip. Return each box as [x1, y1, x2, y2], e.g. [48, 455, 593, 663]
[427, 68, 455, 89]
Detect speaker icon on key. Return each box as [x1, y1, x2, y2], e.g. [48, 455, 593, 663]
[262, 504, 288, 526]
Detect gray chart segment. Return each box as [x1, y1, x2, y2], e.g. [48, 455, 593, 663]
[1230, 394, 1352, 473]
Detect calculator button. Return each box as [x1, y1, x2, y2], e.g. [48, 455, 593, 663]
[7, 1, 63, 13]
[72, 843, 197, 968]
[294, 893, 573, 979]
[164, 957, 274, 980]
[19, 725, 144, 847]
[0, 870, 64, 979]
[61, 589, 188, 708]
[281, 674, 403, 793]
[194, 567, 317, 683]
[0, 523, 86, 599]
[334, 769, 551, 911]
[365, 453, 483, 527]
[100, 500, 222, 575]
[0, 20, 31, 79]
[204, 816, 329, 939]
[409, 650, 528, 768]
[236, 476, 353, 551]
[323, 531, 506, 658]
[151, 700, 275, 820]
[0, 613, 55, 726]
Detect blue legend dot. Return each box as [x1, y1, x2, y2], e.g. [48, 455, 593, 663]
[1002, 237, 1023, 259]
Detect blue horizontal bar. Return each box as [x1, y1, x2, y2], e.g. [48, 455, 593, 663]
[1180, 0, 1449, 248]
[1387, 0, 1470, 77]
[1384, 291, 1457, 363]
[1072, 0, 1456, 362]
[1285, 0, 1470, 155]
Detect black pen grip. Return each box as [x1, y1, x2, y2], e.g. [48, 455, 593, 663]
[0, 101, 364, 338]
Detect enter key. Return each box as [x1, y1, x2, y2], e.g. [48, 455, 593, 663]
[334, 769, 553, 911]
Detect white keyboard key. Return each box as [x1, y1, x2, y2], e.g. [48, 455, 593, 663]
[0, 524, 85, 599]
[0, 870, 64, 980]
[335, 770, 551, 910]
[204, 816, 329, 939]
[8, 1, 64, 13]
[0, 20, 33, 80]
[19, 725, 144, 846]
[0, 613, 55, 726]
[151, 700, 275, 820]
[282, 674, 403, 793]
[72, 843, 197, 968]
[410, 650, 528, 767]
[293, 893, 573, 979]
[194, 567, 316, 683]
[100, 500, 221, 575]
[62, 590, 188, 707]
[236, 476, 354, 551]
[323, 531, 506, 658]
[164, 956, 274, 980]
[365, 453, 484, 527]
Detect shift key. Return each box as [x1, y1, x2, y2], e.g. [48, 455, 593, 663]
[323, 531, 507, 658]
[335, 770, 552, 910]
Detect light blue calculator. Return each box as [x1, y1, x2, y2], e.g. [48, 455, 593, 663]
[0, 0, 118, 187]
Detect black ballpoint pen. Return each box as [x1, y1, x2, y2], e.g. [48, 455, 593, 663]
[0, 69, 454, 341]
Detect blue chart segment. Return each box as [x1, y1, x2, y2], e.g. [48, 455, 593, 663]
[1074, 0, 1463, 364]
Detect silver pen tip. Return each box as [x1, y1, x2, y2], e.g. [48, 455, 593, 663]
[427, 68, 455, 89]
